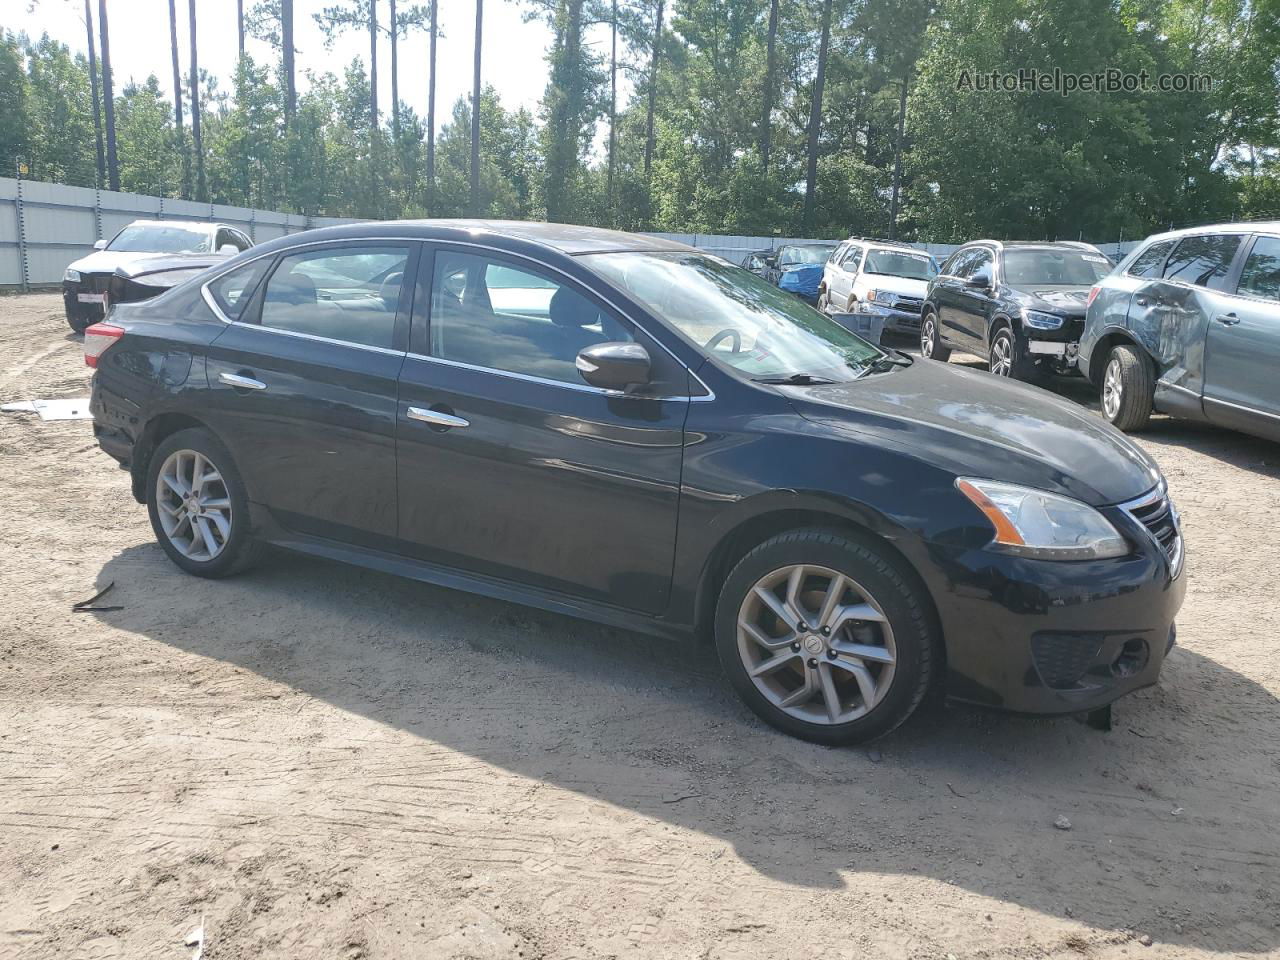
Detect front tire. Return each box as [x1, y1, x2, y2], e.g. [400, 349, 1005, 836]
[1100, 344, 1153, 431]
[66, 307, 92, 334]
[146, 427, 260, 578]
[817, 292, 830, 315]
[715, 529, 938, 745]
[919, 310, 951, 361]
[988, 324, 1041, 381]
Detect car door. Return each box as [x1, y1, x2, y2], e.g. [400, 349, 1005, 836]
[394, 245, 690, 615]
[954, 247, 996, 345]
[1202, 234, 1280, 439]
[836, 247, 864, 309]
[823, 243, 850, 307]
[202, 241, 416, 546]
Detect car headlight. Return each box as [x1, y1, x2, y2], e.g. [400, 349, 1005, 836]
[864, 289, 893, 305]
[1023, 309, 1064, 330]
[64, 268, 81, 282]
[956, 478, 1128, 560]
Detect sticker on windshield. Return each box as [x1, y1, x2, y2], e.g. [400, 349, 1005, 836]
[1082, 255, 1108, 263]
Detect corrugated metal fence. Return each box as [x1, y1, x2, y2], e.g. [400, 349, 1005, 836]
[0, 177, 1138, 291]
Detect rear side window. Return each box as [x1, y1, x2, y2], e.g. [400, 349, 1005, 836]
[1162, 234, 1244, 291]
[1237, 236, 1280, 302]
[1127, 239, 1175, 278]
[207, 259, 269, 320]
[257, 245, 411, 349]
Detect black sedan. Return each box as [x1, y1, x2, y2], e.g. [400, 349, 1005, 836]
[85, 221, 1184, 744]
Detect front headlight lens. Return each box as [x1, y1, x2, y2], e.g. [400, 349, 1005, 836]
[64, 268, 81, 282]
[956, 478, 1128, 560]
[1023, 309, 1064, 330]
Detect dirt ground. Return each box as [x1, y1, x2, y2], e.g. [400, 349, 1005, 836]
[1, 291, 1277, 960]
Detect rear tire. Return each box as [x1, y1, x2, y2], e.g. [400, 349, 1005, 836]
[146, 427, 261, 578]
[919, 310, 951, 361]
[714, 529, 939, 746]
[1100, 344, 1154, 431]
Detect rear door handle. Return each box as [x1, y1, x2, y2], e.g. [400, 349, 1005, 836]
[1215, 313, 1241, 326]
[407, 406, 470, 429]
[218, 372, 267, 391]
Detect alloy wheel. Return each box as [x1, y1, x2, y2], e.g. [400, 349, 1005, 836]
[989, 331, 1013, 377]
[736, 564, 897, 725]
[1102, 356, 1123, 420]
[921, 316, 936, 356]
[155, 449, 233, 562]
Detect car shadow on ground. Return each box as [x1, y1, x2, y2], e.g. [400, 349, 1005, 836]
[91, 540, 1280, 953]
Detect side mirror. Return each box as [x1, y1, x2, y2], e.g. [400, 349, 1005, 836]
[93, 239, 107, 250]
[576, 341, 651, 392]
[966, 271, 991, 290]
[218, 243, 239, 255]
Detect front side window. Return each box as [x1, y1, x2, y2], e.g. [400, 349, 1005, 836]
[1002, 249, 1111, 286]
[108, 224, 210, 253]
[778, 245, 836, 267]
[845, 248, 864, 273]
[1162, 234, 1244, 291]
[1236, 236, 1280, 302]
[428, 251, 632, 384]
[207, 259, 270, 320]
[257, 245, 410, 349]
[584, 251, 883, 382]
[967, 249, 994, 280]
[864, 248, 938, 281]
[947, 249, 981, 279]
[1127, 239, 1175, 278]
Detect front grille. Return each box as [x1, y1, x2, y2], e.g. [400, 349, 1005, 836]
[84, 273, 112, 294]
[1124, 487, 1183, 576]
[892, 295, 923, 314]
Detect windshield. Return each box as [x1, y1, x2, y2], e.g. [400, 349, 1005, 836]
[1003, 249, 1111, 286]
[778, 244, 835, 267]
[107, 225, 210, 253]
[864, 249, 938, 281]
[583, 251, 883, 381]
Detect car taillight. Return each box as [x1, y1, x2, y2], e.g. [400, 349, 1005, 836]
[1086, 284, 1100, 308]
[83, 322, 124, 368]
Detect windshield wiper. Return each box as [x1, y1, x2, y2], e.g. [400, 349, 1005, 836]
[854, 351, 913, 379]
[752, 373, 840, 385]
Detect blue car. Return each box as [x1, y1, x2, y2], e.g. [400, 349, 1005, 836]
[768, 243, 838, 303]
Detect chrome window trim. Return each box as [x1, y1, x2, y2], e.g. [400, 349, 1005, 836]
[199, 234, 715, 400]
[224, 316, 406, 357]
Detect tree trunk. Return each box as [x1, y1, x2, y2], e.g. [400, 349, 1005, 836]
[167, 0, 189, 197]
[801, 0, 833, 233]
[887, 68, 909, 240]
[282, 0, 296, 118]
[237, 0, 245, 57]
[470, 0, 483, 214]
[189, 0, 207, 202]
[643, 0, 664, 179]
[369, 0, 379, 134]
[98, 0, 119, 191]
[426, 0, 437, 213]
[389, 0, 399, 140]
[84, 0, 105, 189]
[760, 0, 779, 173]
[607, 0, 617, 215]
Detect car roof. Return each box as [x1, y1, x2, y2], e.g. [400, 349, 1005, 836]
[354, 219, 698, 255]
[1137, 221, 1280, 244]
[123, 219, 220, 231]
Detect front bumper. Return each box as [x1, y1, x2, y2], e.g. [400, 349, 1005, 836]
[913, 528, 1185, 715]
[62, 277, 109, 321]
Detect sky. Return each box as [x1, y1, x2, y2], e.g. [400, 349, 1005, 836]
[14, 0, 629, 139]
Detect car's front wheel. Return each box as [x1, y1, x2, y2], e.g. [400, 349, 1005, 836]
[1100, 343, 1154, 431]
[146, 427, 261, 578]
[715, 529, 938, 745]
[919, 310, 950, 361]
[66, 307, 93, 334]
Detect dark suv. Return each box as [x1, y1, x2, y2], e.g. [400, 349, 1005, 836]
[85, 220, 1183, 745]
[921, 241, 1113, 381]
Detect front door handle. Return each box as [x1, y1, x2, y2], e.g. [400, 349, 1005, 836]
[219, 371, 267, 391]
[1215, 313, 1241, 326]
[407, 406, 470, 429]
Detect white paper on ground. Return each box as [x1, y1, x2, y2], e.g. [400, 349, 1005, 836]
[1, 398, 93, 420]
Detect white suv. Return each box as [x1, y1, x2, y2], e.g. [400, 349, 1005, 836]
[819, 239, 940, 334]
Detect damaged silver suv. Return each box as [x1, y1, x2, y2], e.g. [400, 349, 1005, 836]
[1080, 223, 1280, 441]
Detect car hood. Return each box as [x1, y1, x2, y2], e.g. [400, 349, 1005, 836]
[859, 275, 930, 298]
[1010, 284, 1093, 315]
[785, 359, 1160, 506]
[68, 249, 217, 276]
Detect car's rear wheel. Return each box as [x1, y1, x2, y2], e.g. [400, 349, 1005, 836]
[146, 428, 260, 578]
[1100, 343, 1153, 431]
[715, 529, 938, 745]
[919, 310, 950, 361]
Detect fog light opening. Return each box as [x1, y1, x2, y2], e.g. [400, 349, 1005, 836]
[1111, 638, 1148, 678]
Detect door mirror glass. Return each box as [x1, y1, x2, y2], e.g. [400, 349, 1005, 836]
[93, 239, 107, 250]
[576, 341, 651, 391]
[218, 243, 239, 255]
[966, 270, 991, 289]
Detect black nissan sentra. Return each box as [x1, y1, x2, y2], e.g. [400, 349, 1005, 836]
[85, 221, 1185, 744]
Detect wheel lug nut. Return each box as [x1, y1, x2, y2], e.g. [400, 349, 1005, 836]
[828, 649, 838, 658]
[821, 626, 830, 635]
[790, 642, 800, 652]
[807, 658, 817, 668]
